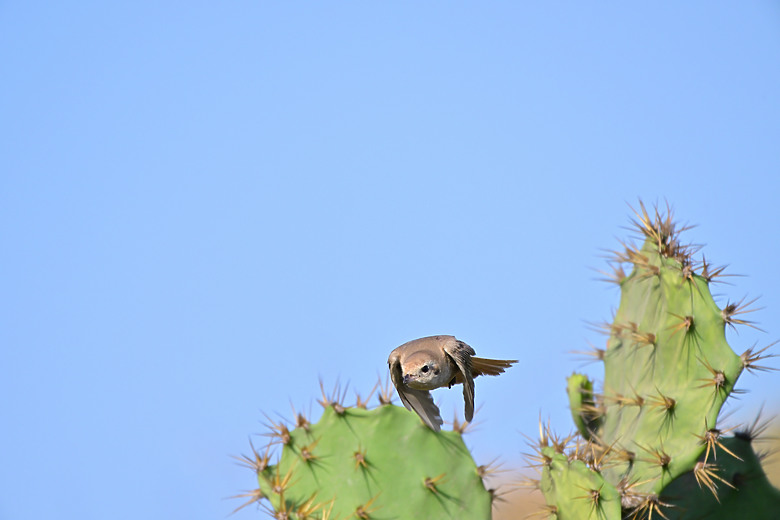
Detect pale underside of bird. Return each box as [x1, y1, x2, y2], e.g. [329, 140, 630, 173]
[387, 335, 517, 431]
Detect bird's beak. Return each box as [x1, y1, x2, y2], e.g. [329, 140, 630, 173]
[403, 374, 412, 385]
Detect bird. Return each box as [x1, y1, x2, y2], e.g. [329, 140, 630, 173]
[387, 335, 517, 431]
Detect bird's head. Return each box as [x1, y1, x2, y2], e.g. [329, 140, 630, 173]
[402, 351, 445, 390]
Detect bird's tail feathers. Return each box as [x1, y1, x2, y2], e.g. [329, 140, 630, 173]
[471, 357, 517, 377]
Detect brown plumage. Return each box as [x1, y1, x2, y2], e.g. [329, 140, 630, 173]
[387, 335, 517, 431]
[455, 357, 516, 382]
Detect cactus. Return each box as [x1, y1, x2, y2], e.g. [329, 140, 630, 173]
[537, 202, 779, 519]
[234, 381, 495, 519]
[661, 430, 780, 519]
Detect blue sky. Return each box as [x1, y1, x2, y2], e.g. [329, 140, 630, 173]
[2, 2, 779, 519]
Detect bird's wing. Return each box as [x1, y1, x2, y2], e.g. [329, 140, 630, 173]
[443, 339, 476, 422]
[388, 352, 443, 431]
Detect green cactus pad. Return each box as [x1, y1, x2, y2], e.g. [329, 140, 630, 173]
[597, 236, 744, 494]
[255, 404, 492, 519]
[540, 446, 621, 520]
[660, 435, 780, 519]
[567, 373, 601, 440]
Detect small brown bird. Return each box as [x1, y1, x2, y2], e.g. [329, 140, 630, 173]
[388, 335, 517, 431]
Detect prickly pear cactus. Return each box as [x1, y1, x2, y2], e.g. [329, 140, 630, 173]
[235, 382, 495, 519]
[661, 432, 780, 519]
[538, 203, 780, 519]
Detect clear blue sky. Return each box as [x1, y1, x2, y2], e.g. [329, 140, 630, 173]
[2, 2, 779, 519]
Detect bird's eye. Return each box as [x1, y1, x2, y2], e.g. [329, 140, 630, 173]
[421, 365, 429, 373]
